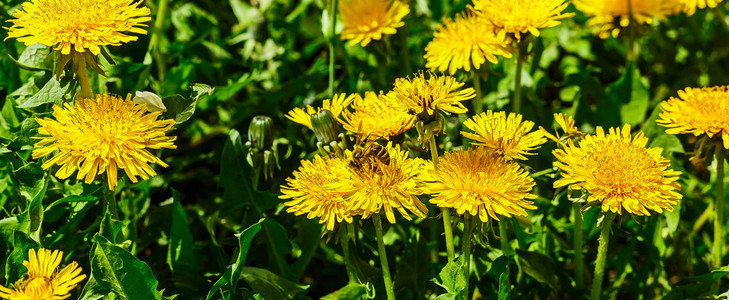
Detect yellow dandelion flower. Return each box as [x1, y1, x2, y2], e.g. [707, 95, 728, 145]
[4, 0, 151, 56]
[422, 147, 537, 222]
[332, 144, 428, 224]
[658, 86, 729, 149]
[472, 0, 574, 40]
[386, 72, 475, 120]
[461, 110, 547, 160]
[285, 94, 355, 130]
[539, 113, 583, 145]
[573, 0, 681, 38]
[681, 0, 724, 15]
[342, 91, 415, 139]
[280, 155, 354, 231]
[339, 0, 409, 47]
[32, 94, 177, 191]
[0, 248, 85, 300]
[553, 125, 683, 216]
[424, 8, 513, 75]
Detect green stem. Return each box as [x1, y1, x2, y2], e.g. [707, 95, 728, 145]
[374, 214, 395, 300]
[342, 224, 357, 283]
[462, 214, 472, 300]
[713, 146, 725, 268]
[513, 41, 524, 114]
[574, 203, 584, 289]
[153, 0, 169, 80]
[627, 0, 636, 64]
[328, 0, 337, 98]
[102, 186, 119, 220]
[590, 213, 615, 300]
[429, 135, 455, 262]
[499, 220, 512, 256]
[471, 69, 483, 115]
[76, 59, 93, 99]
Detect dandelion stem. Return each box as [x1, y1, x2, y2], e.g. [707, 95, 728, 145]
[102, 186, 119, 220]
[590, 212, 615, 300]
[574, 203, 584, 289]
[462, 214, 472, 300]
[471, 69, 483, 115]
[328, 0, 337, 98]
[153, 0, 168, 80]
[513, 40, 525, 114]
[429, 134, 455, 262]
[499, 220, 512, 256]
[713, 145, 725, 268]
[76, 60, 94, 99]
[374, 214, 396, 300]
[342, 223, 357, 283]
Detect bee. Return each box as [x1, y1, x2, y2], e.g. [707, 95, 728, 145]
[348, 131, 390, 172]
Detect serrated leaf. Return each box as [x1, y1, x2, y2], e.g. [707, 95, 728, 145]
[16, 44, 54, 71]
[5, 231, 40, 283]
[206, 219, 264, 300]
[17, 76, 73, 109]
[90, 235, 164, 300]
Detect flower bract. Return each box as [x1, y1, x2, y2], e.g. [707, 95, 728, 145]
[285, 93, 355, 130]
[32, 94, 177, 191]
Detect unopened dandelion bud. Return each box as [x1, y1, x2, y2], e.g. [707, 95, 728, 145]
[248, 116, 274, 151]
[311, 109, 340, 145]
[133, 91, 167, 112]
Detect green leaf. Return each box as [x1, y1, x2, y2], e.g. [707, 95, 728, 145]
[17, 76, 73, 109]
[206, 219, 264, 300]
[605, 62, 649, 127]
[167, 189, 198, 274]
[45, 195, 97, 211]
[15, 44, 55, 71]
[238, 267, 308, 299]
[4, 231, 40, 283]
[432, 254, 466, 295]
[320, 282, 369, 300]
[78, 275, 111, 300]
[515, 250, 558, 289]
[189, 83, 215, 101]
[99, 211, 125, 244]
[90, 234, 164, 300]
[12, 163, 47, 241]
[161, 95, 192, 124]
[498, 270, 510, 300]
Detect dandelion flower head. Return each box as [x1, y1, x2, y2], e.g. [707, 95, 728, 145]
[339, 0, 409, 47]
[462, 110, 547, 160]
[472, 0, 574, 40]
[386, 72, 475, 121]
[658, 86, 729, 149]
[280, 155, 354, 231]
[680, 0, 724, 15]
[343, 91, 415, 140]
[32, 94, 177, 191]
[553, 125, 682, 216]
[0, 248, 85, 300]
[424, 8, 513, 75]
[4, 0, 151, 55]
[573, 0, 681, 38]
[285, 93, 355, 130]
[332, 144, 428, 223]
[422, 147, 537, 222]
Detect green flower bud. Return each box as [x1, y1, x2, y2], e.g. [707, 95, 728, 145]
[248, 116, 274, 150]
[311, 109, 340, 145]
